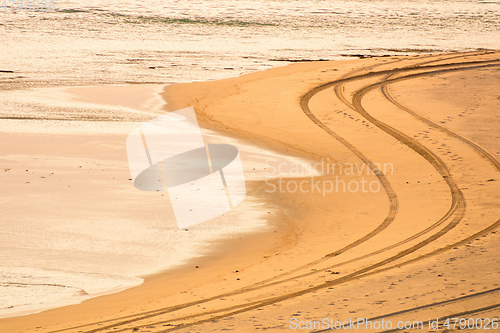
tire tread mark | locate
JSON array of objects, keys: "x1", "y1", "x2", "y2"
[{"x1": 45, "y1": 54, "x2": 500, "y2": 333}]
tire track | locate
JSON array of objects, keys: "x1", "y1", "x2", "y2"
[
  {"x1": 143, "y1": 57, "x2": 499, "y2": 332},
  {"x1": 94, "y1": 57, "x2": 420, "y2": 333},
  {"x1": 48, "y1": 56, "x2": 408, "y2": 333},
  {"x1": 48, "y1": 54, "x2": 500, "y2": 333},
  {"x1": 381, "y1": 82, "x2": 500, "y2": 170},
  {"x1": 324, "y1": 53, "x2": 483, "y2": 259},
  {"x1": 322, "y1": 58, "x2": 500, "y2": 268},
  {"x1": 137, "y1": 59, "x2": 497, "y2": 332},
  {"x1": 379, "y1": 303, "x2": 500, "y2": 333},
  {"x1": 313, "y1": 286, "x2": 500, "y2": 332}
]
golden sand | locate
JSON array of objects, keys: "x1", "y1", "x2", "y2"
[{"x1": 1, "y1": 51, "x2": 499, "y2": 332}]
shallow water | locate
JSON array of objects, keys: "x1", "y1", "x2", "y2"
[
  {"x1": 1, "y1": 0, "x2": 498, "y2": 89},
  {"x1": 0, "y1": 85, "x2": 320, "y2": 318}
]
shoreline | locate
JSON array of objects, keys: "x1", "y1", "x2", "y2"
[
  {"x1": 0, "y1": 83, "x2": 305, "y2": 321},
  {"x1": 1, "y1": 51, "x2": 499, "y2": 332}
]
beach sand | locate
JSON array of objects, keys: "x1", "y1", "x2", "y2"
[{"x1": 1, "y1": 51, "x2": 499, "y2": 332}]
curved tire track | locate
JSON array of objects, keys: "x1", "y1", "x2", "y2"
[{"x1": 47, "y1": 54, "x2": 500, "y2": 333}]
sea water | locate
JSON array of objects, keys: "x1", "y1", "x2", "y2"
[{"x1": 0, "y1": 0, "x2": 498, "y2": 88}]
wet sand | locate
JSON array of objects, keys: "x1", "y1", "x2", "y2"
[{"x1": 1, "y1": 51, "x2": 499, "y2": 332}]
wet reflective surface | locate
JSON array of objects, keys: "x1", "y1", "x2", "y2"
[{"x1": 1, "y1": 0, "x2": 499, "y2": 89}]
